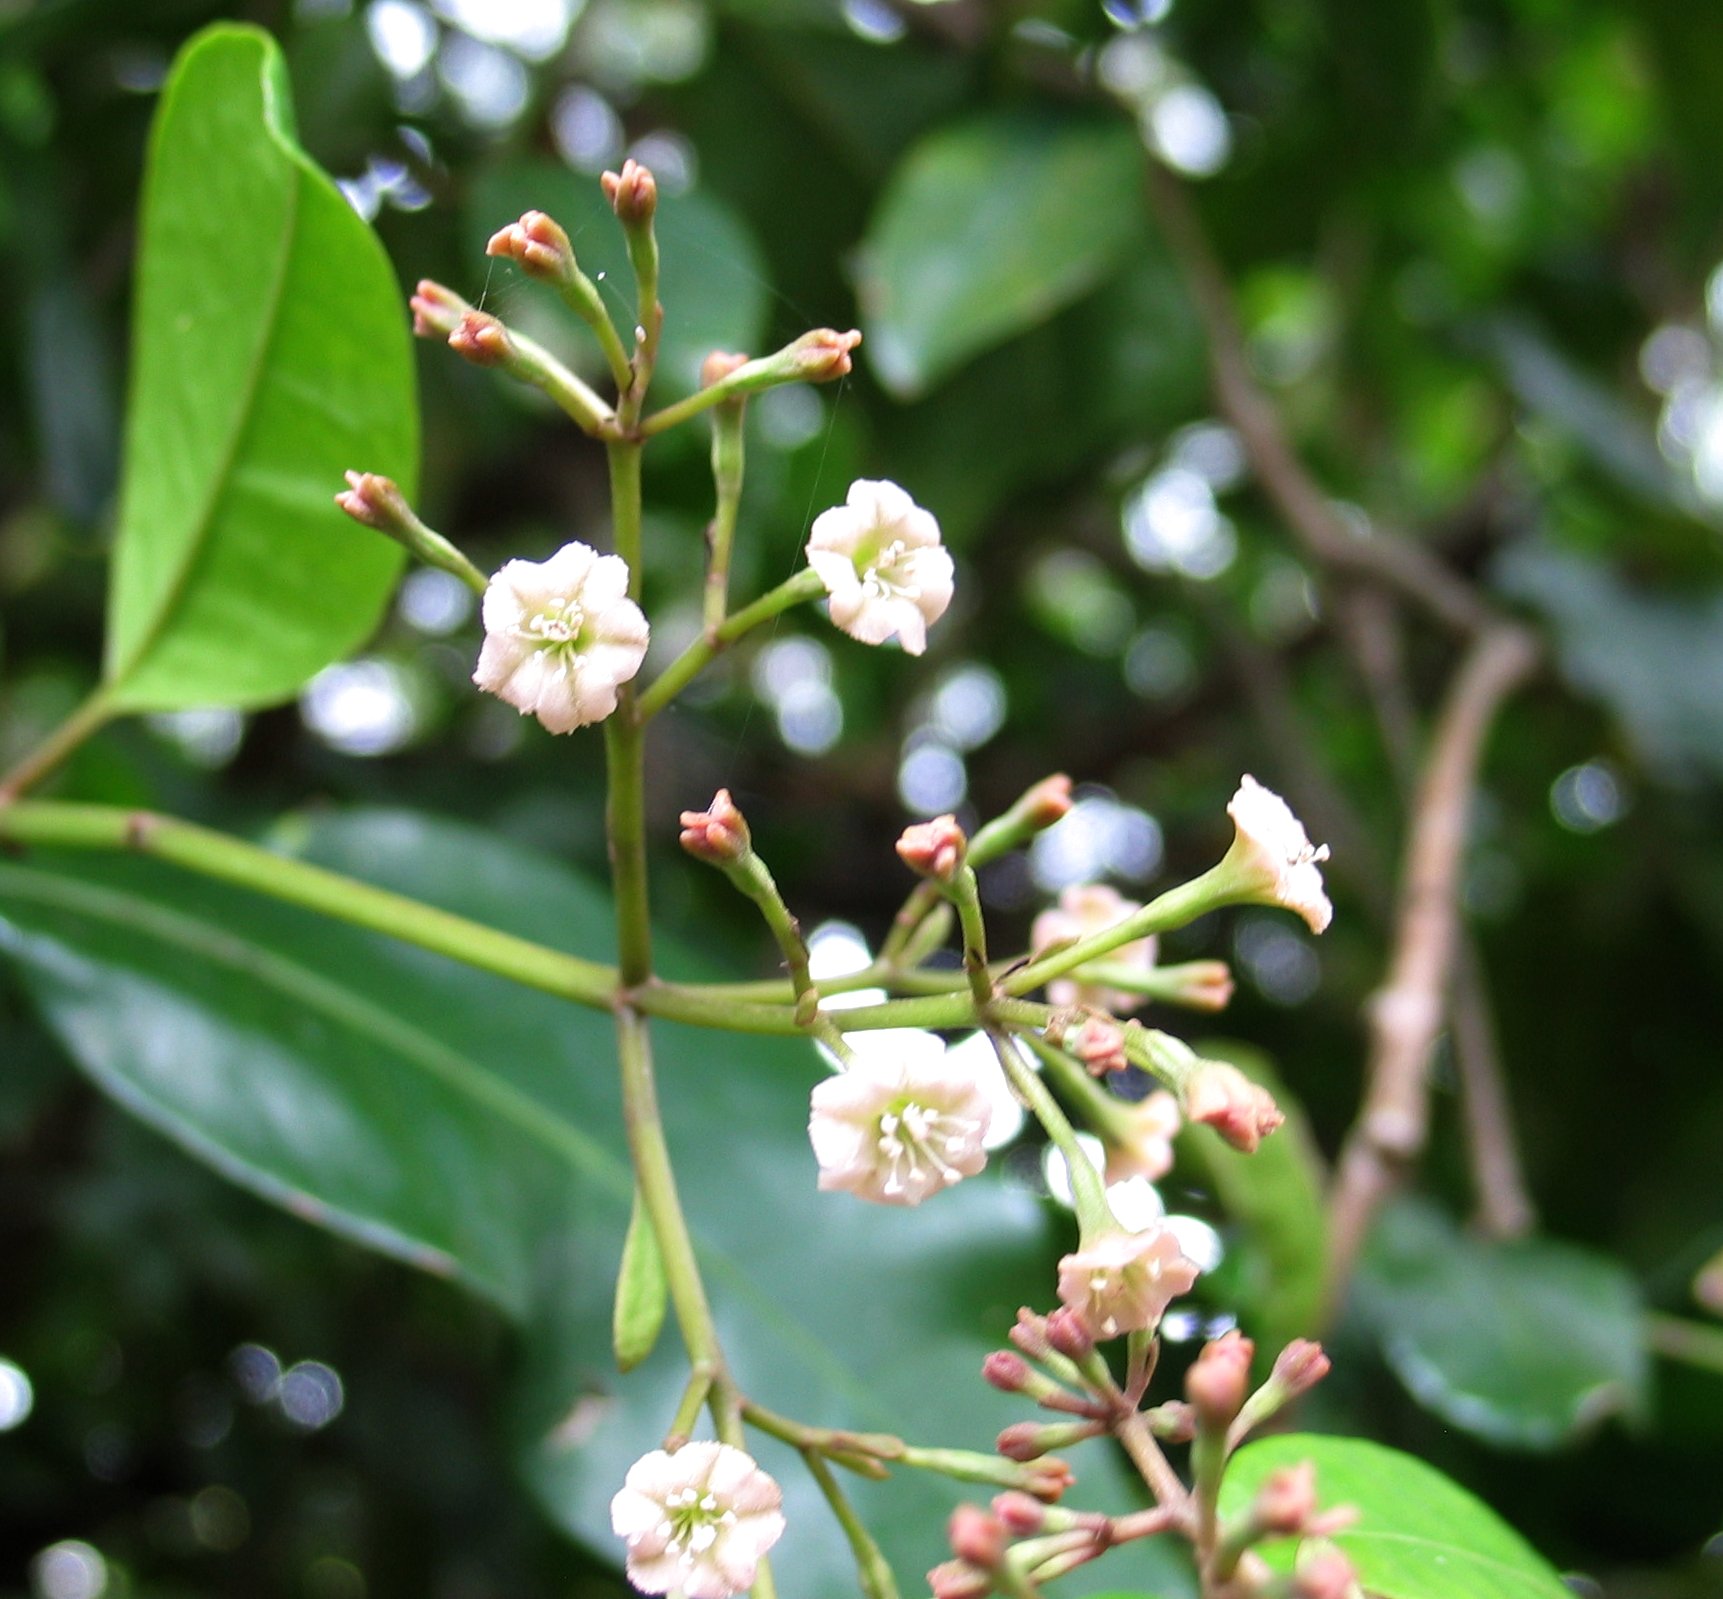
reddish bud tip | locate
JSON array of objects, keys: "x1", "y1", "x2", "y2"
[
  {"x1": 994, "y1": 1423, "x2": 1049, "y2": 1463},
  {"x1": 701, "y1": 350, "x2": 752, "y2": 388},
  {"x1": 601, "y1": 158, "x2": 658, "y2": 224},
  {"x1": 335, "y1": 470, "x2": 407, "y2": 533},
  {"x1": 982, "y1": 1351, "x2": 1031, "y2": 1394},
  {"x1": 1170, "y1": 960, "x2": 1237, "y2": 1012},
  {"x1": 897, "y1": 815, "x2": 967, "y2": 883},
  {"x1": 1044, "y1": 1306, "x2": 1095, "y2": 1363},
  {"x1": 678, "y1": 788, "x2": 751, "y2": 866},
  {"x1": 1185, "y1": 1329, "x2": 1255, "y2": 1427},
  {"x1": 449, "y1": 309, "x2": 511, "y2": 367},
  {"x1": 486, "y1": 210, "x2": 574, "y2": 280},
  {"x1": 1070, "y1": 1014, "x2": 1128, "y2": 1078},
  {"x1": 948, "y1": 1506, "x2": 1007, "y2": 1569},
  {"x1": 1022, "y1": 1456, "x2": 1076, "y2": 1503},
  {"x1": 1270, "y1": 1339, "x2": 1332, "y2": 1399},
  {"x1": 928, "y1": 1559, "x2": 993, "y2": 1599},
  {"x1": 787, "y1": 326, "x2": 862, "y2": 383},
  {"x1": 1255, "y1": 1461, "x2": 1319, "y2": 1536},
  {"x1": 1293, "y1": 1545, "x2": 1361, "y2": 1599},
  {"x1": 1020, "y1": 774, "x2": 1073, "y2": 830},
  {"x1": 410, "y1": 278, "x2": 467, "y2": 339},
  {"x1": 1009, "y1": 1310, "x2": 1053, "y2": 1361},
  {"x1": 1144, "y1": 1400, "x2": 1197, "y2": 1443},
  {"x1": 1184, "y1": 1060, "x2": 1284, "y2": 1153},
  {"x1": 991, "y1": 1491, "x2": 1046, "y2": 1537}
]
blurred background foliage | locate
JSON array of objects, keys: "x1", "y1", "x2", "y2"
[{"x1": 3, "y1": 0, "x2": 1723, "y2": 1596}]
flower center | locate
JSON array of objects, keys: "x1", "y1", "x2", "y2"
[
  {"x1": 656, "y1": 1487, "x2": 737, "y2": 1567},
  {"x1": 524, "y1": 595, "x2": 586, "y2": 648},
  {"x1": 1288, "y1": 840, "x2": 1330, "y2": 867},
  {"x1": 874, "y1": 1097, "x2": 973, "y2": 1197},
  {"x1": 857, "y1": 538, "x2": 917, "y2": 602}
]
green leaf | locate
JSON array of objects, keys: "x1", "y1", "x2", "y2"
[
  {"x1": 0, "y1": 810, "x2": 1143, "y2": 1592},
  {"x1": 103, "y1": 25, "x2": 416, "y2": 713},
  {"x1": 468, "y1": 157, "x2": 770, "y2": 399},
  {"x1": 858, "y1": 111, "x2": 1146, "y2": 398},
  {"x1": 1359, "y1": 1199, "x2": 1649, "y2": 1449},
  {"x1": 1178, "y1": 1042, "x2": 1327, "y2": 1354},
  {"x1": 1220, "y1": 1434, "x2": 1573, "y2": 1599},
  {"x1": 613, "y1": 1186, "x2": 668, "y2": 1374}
]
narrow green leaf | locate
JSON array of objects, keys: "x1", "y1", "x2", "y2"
[
  {"x1": 613, "y1": 1186, "x2": 669, "y2": 1374},
  {"x1": 104, "y1": 24, "x2": 417, "y2": 713},
  {"x1": 857, "y1": 111, "x2": 1146, "y2": 398},
  {"x1": 1359, "y1": 1199, "x2": 1649, "y2": 1449},
  {"x1": 1220, "y1": 1434, "x2": 1574, "y2": 1599}
]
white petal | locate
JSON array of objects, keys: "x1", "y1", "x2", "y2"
[{"x1": 807, "y1": 504, "x2": 868, "y2": 557}]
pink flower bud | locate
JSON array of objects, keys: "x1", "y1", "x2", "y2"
[
  {"x1": 1293, "y1": 1544, "x2": 1361, "y2": 1599},
  {"x1": 449, "y1": 309, "x2": 511, "y2": 367},
  {"x1": 1019, "y1": 774, "x2": 1073, "y2": 830},
  {"x1": 996, "y1": 1420, "x2": 1104, "y2": 1461},
  {"x1": 1255, "y1": 1461, "x2": 1319, "y2": 1535},
  {"x1": 1163, "y1": 960, "x2": 1236, "y2": 1012},
  {"x1": 1044, "y1": 1306, "x2": 1095, "y2": 1362},
  {"x1": 1185, "y1": 1329, "x2": 1255, "y2": 1427},
  {"x1": 486, "y1": 210, "x2": 575, "y2": 280},
  {"x1": 982, "y1": 1351, "x2": 1032, "y2": 1393},
  {"x1": 1021, "y1": 1456, "x2": 1076, "y2": 1503},
  {"x1": 335, "y1": 470, "x2": 411, "y2": 534},
  {"x1": 1009, "y1": 1309, "x2": 1053, "y2": 1362},
  {"x1": 410, "y1": 278, "x2": 467, "y2": 339},
  {"x1": 786, "y1": 326, "x2": 862, "y2": 382},
  {"x1": 1144, "y1": 1400, "x2": 1196, "y2": 1443},
  {"x1": 897, "y1": 815, "x2": 967, "y2": 882},
  {"x1": 928, "y1": 1559, "x2": 992, "y2": 1599},
  {"x1": 678, "y1": 788, "x2": 751, "y2": 866},
  {"x1": 701, "y1": 349, "x2": 752, "y2": 388},
  {"x1": 948, "y1": 1506, "x2": 1007, "y2": 1569},
  {"x1": 1070, "y1": 1015, "x2": 1128, "y2": 1078},
  {"x1": 601, "y1": 158, "x2": 658, "y2": 223},
  {"x1": 1271, "y1": 1339, "x2": 1332, "y2": 1399},
  {"x1": 992, "y1": 1492, "x2": 1046, "y2": 1536},
  {"x1": 1184, "y1": 1060, "x2": 1285, "y2": 1153},
  {"x1": 1103, "y1": 1090, "x2": 1181, "y2": 1185}
]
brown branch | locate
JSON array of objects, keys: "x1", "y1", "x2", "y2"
[
  {"x1": 1324, "y1": 624, "x2": 1539, "y2": 1307},
  {"x1": 1451, "y1": 936, "x2": 1538, "y2": 1239},
  {"x1": 1141, "y1": 160, "x2": 1491, "y2": 636}
]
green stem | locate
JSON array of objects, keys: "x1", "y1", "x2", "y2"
[
  {"x1": 704, "y1": 401, "x2": 747, "y2": 638},
  {"x1": 635, "y1": 568, "x2": 825, "y2": 722},
  {"x1": 1033, "y1": 1038, "x2": 1140, "y2": 1148},
  {"x1": 997, "y1": 1033, "x2": 1113, "y2": 1237},
  {"x1": 0, "y1": 688, "x2": 115, "y2": 801},
  {"x1": 497, "y1": 324, "x2": 618, "y2": 435},
  {"x1": 666, "y1": 1365, "x2": 716, "y2": 1446},
  {"x1": 947, "y1": 865, "x2": 995, "y2": 1012},
  {"x1": 1645, "y1": 1312, "x2": 1723, "y2": 1375},
  {"x1": 555, "y1": 270, "x2": 634, "y2": 395},
  {"x1": 801, "y1": 1450, "x2": 902, "y2": 1599},
  {"x1": 609, "y1": 440, "x2": 645, "y2": 589},
  {"x1": 724, "y1": 853, "x2": 819, "y2": 1027}
]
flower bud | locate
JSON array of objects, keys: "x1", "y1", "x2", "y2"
[
  {"x1": 1270, "y1": 1338, "x2": 1332, "y2": 1399},
  {"x1": 785, "y1": 326, "x2": 862, "y2": 382},
  {"x1": 1185, "y1": 1329, "x2": 1255, "y2": 1428},
  {"x1": 1144, "y1": 1400, "x2": 1196, "y2": 1443},
  {"x1": 1019, "y1": 774, "x2": 1073, "y2": 830},
  {"x1": 678, "y1": 788, "x2": 752, "y2": 866},
  {"x1": 410, "y1": 278, "x2": 468, "y2": 339},
  {"x1": 701, "y1": 349, "x2": 752, "y2": 388},
  {"x1": 449, "y1": 308, "x2": 511, "y2": 367},
  {"x1": 991, "y1": 1492, "x2": 1046, "y2": 1537},
  {"x1": 1184, "y1": 1060, "x2": 1284, "y2": 1153},
  {"x1": 1293, "y1": 1544, "x2": 1362, "y2": 1599},
  {"x1": 1070, "y1": 1014, "x2": 1128, "y2": 1078},
  {"x1": 949, "y1": 1506, "x2": 1007, "y2": 1570},
  {"x1": 486, "y1": 210, "x2": 575, "y2": 281},
  {"x1": 1020, "y1": 1456, "x2": 1076, "y2": 1502},
  {"x1": 928, "y1": 1559, "x2": 993, "y2": 1599},
  {"x1": 982, "y1": 1351, "x2": 1032, "y2": 1394},
  {"x1": 601, "y1": 158, "x2": 658, "y2": 223},
  {"x1": 1255, "y1": 1461, "x2": 1319, "y2": 1536},
  {"x1": 1044, "y1": 1306, "x2": 1095, "y2": 1362},
  {"x1": 335, "y1": 470, "x2": 413, "y2": 534},
  {"x1": 1160, "y1": 960, "x2": 1236, "y2": 1012},
  {"x1": 1009, "y1": 1309, "x2": 1054, "y2": 1362},
  {"x1": 897, "y1": 815, "x2": 967, "y2": 883},
  {"x1": 995, "y1": 1418, "x2": 1105, "y2": 1461}
]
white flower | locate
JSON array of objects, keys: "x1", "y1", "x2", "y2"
[
  {"x1": 1103, "y1": 1089, "x2": 1182, "y2": 1184},
  {"x1": 805, "y1": 479, "x2": 953, "y2": 655},
  {"x1": 809, "y1": 1034, "x2": 991, "y2": 1205},
  {"x1": 1222, "y1": 775, "x2": 1332, "y2": 933},
  {"x1": 610, "y1": 1442, "x2": 785, "y2": 1599},
  {"x1": 473, "y1": 541, "x2": 649, "y2": 733},
  {"x1": 1056, "y1": 1224, "x2": 1199, "y2": 1340},
  {"x1": 1030, "y1": 884, "x2": 1157, "y2": 1012}
]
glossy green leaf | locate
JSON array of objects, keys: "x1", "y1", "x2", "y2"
[
  {"x1": 1220, "y1": 1434, "x2": 1573, "y2": 1599},
  {"x1": 1359, "y1": 1199, "x2": 1649, "y2": 1449},
  {"x1": 1178, "y1": 1042, "x2": 1327, "y2": 1355},
  {"x1": 858, "y1": 111, "x2": 1146, "y2": 398},
  {"x1": 468, "y1": 157, "x2": 770, "y2": 399},
  {"x1": 104, "y1": 25, "x2": 416, "y2": 713},
  {"x1": 0, "y1": 811, "x2": 1143, "y2": 1592},
  {"x1": 613, "y1": 1186, "x2": 668, "y2": 1374}
]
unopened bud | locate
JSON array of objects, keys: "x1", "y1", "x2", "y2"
[
  {"x1": 785, "y1": 326, "x2": 862, "y2": 383},
  {"x1": 1144, "y1": 1400, "x2": 1196, "y2": 1443},
  {"x1": 1270, "y1": 1339, "x2": 1332, "y2": 1399},
  {"x1": 1009, "y1": 1309, "x2": 1054, "y2": 1362},
  {"x1": 1070, "y1": 1015, "x2": 1128, "y2": 1078},
  {"x1": 982, "y1": 1351, "x2": 1032, "y2": 1394},
  {"x1": 991, "y1": 1492, "x2": 1046, "y2": 1537},
  {"x1": 1019, "y1": 774, "x2": 1073, "y2": 829},
  {"x1": 928, "y1": 1559, "x2": 993, "y2": 1599},
  {"x1": 996, "y1": 1419, "x2": 1105, "y2": 1461},
  {"x1": 701, "y1": 349, "x2": 751, "y2": 388},
  {"x1": 949, "y1": 1506, "x2": 1007, "y2": 1569},
  {"x1": 1021, "y1": 1456, "x2": 1076, "y2": 1502},
  {"x1": 678, "y1": 788, "x2": 751, "y2": 866},
  {"x1": 601, "y1": 158, "x2": 658, "y2": 224},
  {"x1": 410, "y1": 278, "x2": 468, "y2": 339},
  {"x1": 1185, "y1": 1329, "x2": 1255, "y2": 1427},
  {"x1": 1044, "y1": 1306, "x2": 1095, "y2": 1362},
  {"x1": 486, "y1": 210, "x2": 575, "y2": 281},
  {"x1": 449, "y1": 309, "x2": 511, "y2": 367},
  {"x1": 1293, "y1": 1544, "x2": 1361, "y2": 1599},
  {"x1": 335, "y1": 470, "x2": 413, "y2": 534},
  {"x1": 1255, "y1": 1461, "x2": 1318, "y2": 1536},
  {"x1": 897, "y1": 815, "x2": 967, "y2": 882},
  {"x1": 1184, "y1": 1059, "x2": 1284, "y2": 1153},
  {"x1": 1160, "y1": 960, "x2": 1236, "y2": 1012}
]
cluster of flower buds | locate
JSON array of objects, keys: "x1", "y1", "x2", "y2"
[{"x1": 929, "y1": 1495, "x2": 1124, "y2": 1599}]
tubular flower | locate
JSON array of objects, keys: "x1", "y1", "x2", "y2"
[
  {"x1": 805, "y1": 479, "x2": 953, "y2": 655},
  {"x1": 1102, "y1": 1090, "x2": 1182, "y2": 1184},
  {"x1": 609, "y1": 1442, "x2": 785, "y2": 1599},
  {"x1": 473, "y1": 541, "x2": 649, "y2": 733},
  {"x1": 1221, "y1": 775, "x2": 1333, "y2": 933},
  {"x1": 1056, "y1": 1224, "x2": 1199, "y2": 1340},
  {"x1": 809, "y1": 1034, "x2": 991, "y2": 1205},
  {"x1": 1031, "y1": 884, "x2": 1157, "y2": 1011}
]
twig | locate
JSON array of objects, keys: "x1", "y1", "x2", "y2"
[
  {"x1": 1324, "y1": 624, "x2": 1538, "y2": 1306},
  {"x1": 1451, "y1": 937, "x2": 1537, "y2": 1239}
]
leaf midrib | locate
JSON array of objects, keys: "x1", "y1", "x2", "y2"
[{"x1": 1343, "y1": 1527, "x2": 1565, "y2": 1595}]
